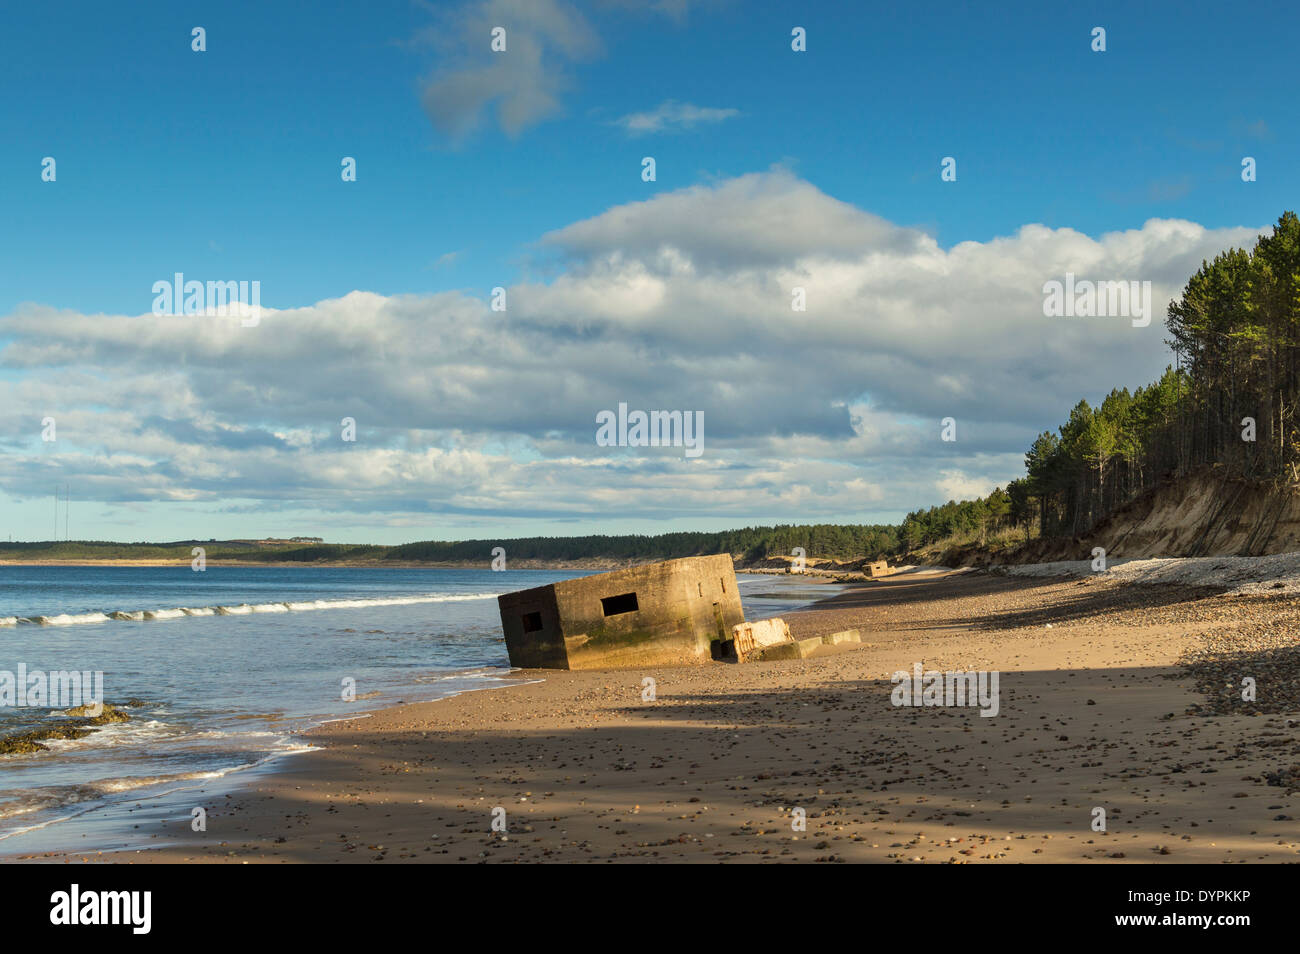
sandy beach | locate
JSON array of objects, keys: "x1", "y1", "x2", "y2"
[{"x1": 20, "y1": 570, "x2": 1300, "y2": 864}]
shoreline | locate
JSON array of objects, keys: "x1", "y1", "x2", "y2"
[
  {"x1": 0, "y1": 669, "x2": 542, "y2": 859},
  {"x1": 14, "y1": 569, "x2": 1300, "y2": 864},
  {"x1": 0, "y1": 559, "x2": 837, "y2": 571}
]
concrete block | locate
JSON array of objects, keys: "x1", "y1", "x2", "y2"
[
  {"x1": 750, "y1": 634, "x2": 822, "y2": 662},
  {"x1": 731, "y1": 617, "x2": 792, "y2": 660},
  {"x1": 821, "y1": 629, "x2": 862, "y2": 645}
]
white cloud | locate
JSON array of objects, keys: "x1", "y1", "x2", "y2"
[
  {"x1": 539, "y1": 168, "x2": 926, "y2": 269},
  {"x1": 420, "y1": 0, "x2": 602, "y2": 138},
  {"x1": 418, "y1": 1, "x2": 729, "y2": 139},
  {"x1": 613, "y1": 100, "x2": 740, "y2": 135},
  {"x1": 935, "y1": 469, "x2": 998, "y2": 503}
]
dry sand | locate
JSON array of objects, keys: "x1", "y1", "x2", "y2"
[
  {"x1": 1006, "y1": 550, "x2": 1300, "y2": 594},
  {"x1": 18, "y1": 570, "x2": 1300, "y2": 864}
]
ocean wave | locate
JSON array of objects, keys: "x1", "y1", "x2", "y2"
[
  {"x1": 0, "y1": 771, "x2": 214, "y2": 820},
  {"x1": 35, "y1": 718, "x2": 173, "y2": 751},
  {"x1": 20, "y1": 612, "x2": 111, "y2": 626},
  {"x1": 0, "y1": 739, "x2": 318, "y2": 842},
  {"x1": 0, "y1": 754, "x2": 306, "y2": 823},
  {"x1": 9, "y1": 592, "x2": 500, "y2": 627},
  {"x1": 143, "y1": 608, "x2": 186, "y2": 620}
]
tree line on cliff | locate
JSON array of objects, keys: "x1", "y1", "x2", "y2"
[{"x1": 898, "y1": 212, "x2": 1300, "y2": 550}]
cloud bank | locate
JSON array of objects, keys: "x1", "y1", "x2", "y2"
[{"x1": 0, "y1": 170, "x2": 1262, "y2": 529}]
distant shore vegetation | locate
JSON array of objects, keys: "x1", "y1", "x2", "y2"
[{"x1": 0, "y1": 524, "x2": 901, "y2": 566}]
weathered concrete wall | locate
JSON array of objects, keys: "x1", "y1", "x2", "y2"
[
  {"x1": 497, "y1": 555, "x2": 745, "y2": 670},
  {"x1": 498, "y1": 584, "x2": 566, "y2": 669},
  {"x1": 867, "y1": 560, "x2": 892, "y2": 578}
]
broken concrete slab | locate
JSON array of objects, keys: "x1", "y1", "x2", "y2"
[
  {"x1": 731, "y1": 619, "x2": 867, "y2": 662},
  {"x1": 821, "y1": 628, "x2": 862, "y2": 646},
  {"x1": 731, "y1": 617, "x2": 792, "y2": 660},
  {"x1": 747, "y1": 634, "x2": 824, "y2": 662}
]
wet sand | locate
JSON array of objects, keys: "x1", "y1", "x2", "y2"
[{"x1": 19, "y1": 570, "x2": 1300, "y2": 863}]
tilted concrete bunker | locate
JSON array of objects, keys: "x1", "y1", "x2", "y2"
[{"x1": 497, "y1": 554, "x2": 745, "y2": 670}]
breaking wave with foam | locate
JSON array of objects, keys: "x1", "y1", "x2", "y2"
[{"x1": 0, "y1": 592, "x2": 500, "y2": 627}]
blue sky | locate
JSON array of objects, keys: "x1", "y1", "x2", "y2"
[{"x1": 0, "y1": 0, "x2": 1295, "y2": 544}]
